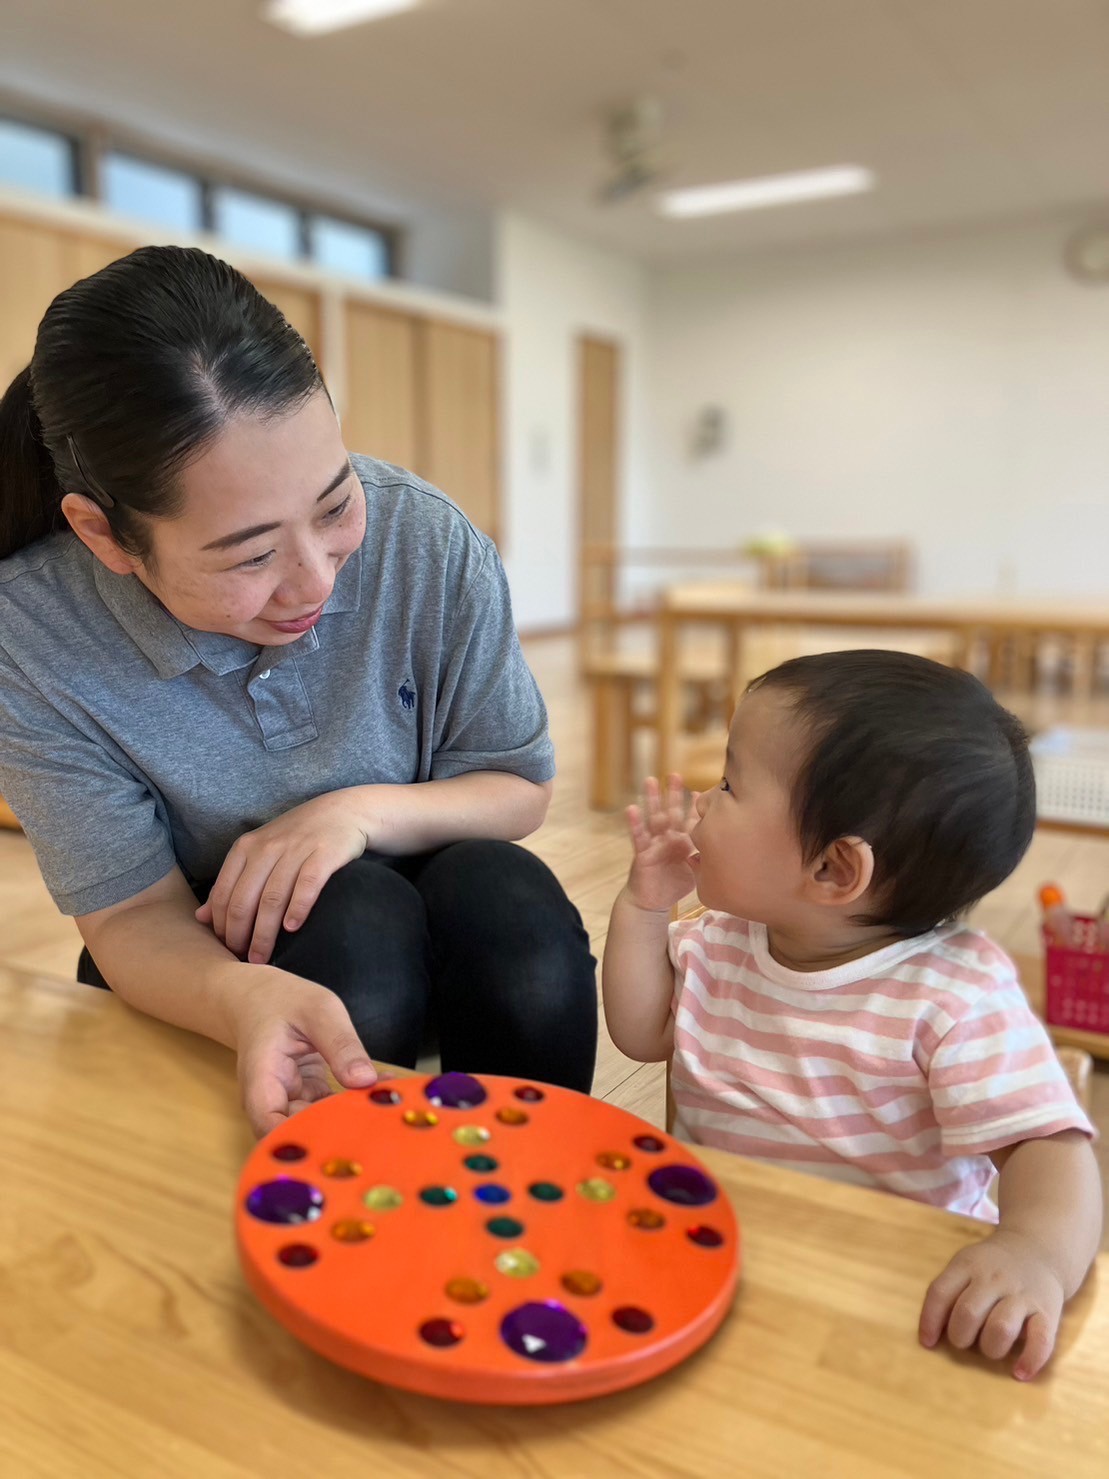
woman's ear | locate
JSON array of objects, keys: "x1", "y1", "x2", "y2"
[
  {"x1": 60, "y1": 493, "x2": 140, "y2": 575},
  {"x1": 806, "y1": 836, "x2": 875, "y2": 907}
]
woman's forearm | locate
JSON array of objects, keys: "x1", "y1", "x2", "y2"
[
  {"x1": 78, "y1": 870, "x2": 259, "y2": 1049},
  {"x1": 347, "y1": 773, "x2": 552, "y2": 855}
]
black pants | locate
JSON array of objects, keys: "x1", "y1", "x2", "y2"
[{"x1": 78, "y1": 840, "x2": 598, "y2": 1092}]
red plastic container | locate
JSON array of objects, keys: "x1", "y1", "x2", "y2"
[{"x1": 1043, "y1": 914, "x2": 1109, "y2": 1034}]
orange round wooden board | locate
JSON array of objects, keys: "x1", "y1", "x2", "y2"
[{"x1": 235, "y1": 1072, "x2": 740, "y2": 1404}]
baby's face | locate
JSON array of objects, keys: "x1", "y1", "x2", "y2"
[{"x1": 689, "y1": 689, "x2": 809, "y2": 925}]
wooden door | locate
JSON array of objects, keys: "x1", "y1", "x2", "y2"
[
  {"x1": 342, "y1": 301, "x2": 419, "y2": 469},
  {"x1": 415, "y1": 319, "x2": 499, "y2": 542},
  {"x1": 577, "y1": 335, "x2": 621, "y2": 661}
]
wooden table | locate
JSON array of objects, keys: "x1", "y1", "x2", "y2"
[
  {"x1": 657, "y1": 584, "x2": 1109, "y2": 777},
  {"x1": 2, "y1": 966, "x2": 1107, "y2": 1478}
]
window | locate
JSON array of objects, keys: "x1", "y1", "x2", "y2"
[
  {"x1": 310, "y1": 214, "x2": 389, "y2": 280},
  {"x1": 102, "y1": 152, "x2": 204, "y2": 232},
  {"x1": 213, "y1": 186, "x2": 301, "y2": 260},
  {"x1": 0, "y1": 110, "x2": 399, "y2": 280},
  {"x1": 0, "y1": 117, "x2": 76, "y2": 199}
]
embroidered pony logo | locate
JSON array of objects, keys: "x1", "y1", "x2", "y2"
[{"x1": 398, "y1": 680, "x2": 416, "y2": 711}]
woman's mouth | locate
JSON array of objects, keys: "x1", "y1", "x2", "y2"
[{"x1": 263, "y1": 604, "x2": 325, "y2": 634}]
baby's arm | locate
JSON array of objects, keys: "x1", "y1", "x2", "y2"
[
  {"x1": 919, "y1": 1130, "x2": 1102, "y2": 1379},
  {"x1": 602, "y1": 775, "x2": 698, "y2": 1063}
]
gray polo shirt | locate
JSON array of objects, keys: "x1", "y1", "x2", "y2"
[{"x1": 0, "y1": 454, "x2": 553, "y2": 916}]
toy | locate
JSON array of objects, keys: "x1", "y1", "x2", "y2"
[{"x1": 236, "y1": 1072, "x2": 740, "y2": 1404}]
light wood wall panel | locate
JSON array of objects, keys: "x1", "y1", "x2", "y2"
[
  {"x1": 415, "y1": 319, "x2": 499, "y2": 541},
  {"x1": 342, "y1": 301, "x2": 419, "y2": 469}
]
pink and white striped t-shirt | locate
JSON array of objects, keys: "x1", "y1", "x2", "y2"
[{"x1": 668, "y1": 912, "x2": 1093, "y2": 1220}]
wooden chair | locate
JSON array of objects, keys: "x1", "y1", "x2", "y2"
[{"x1": 753, "y1": 540, "x2": 914, "y2": 594}]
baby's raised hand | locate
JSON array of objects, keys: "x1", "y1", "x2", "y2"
[
  {"x1": 625, "y1": 773, "x2": 699, "y2": 913},
  {"x1": 919, "y1": 1229, "x2": 1066, "y2": 1380}
]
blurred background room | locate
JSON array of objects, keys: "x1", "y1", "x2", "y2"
[{"x1": 1, "y1": 0, "x2": 1107, "y2": 1147}]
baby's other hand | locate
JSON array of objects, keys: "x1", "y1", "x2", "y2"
[
  {"x1": 919, "y1": 1229, "x2": 1065, "y2": 1380},
  {"x1": 625, "y1": 773, "x2": 699, "y2": 913}
]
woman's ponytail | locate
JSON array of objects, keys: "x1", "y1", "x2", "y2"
[{"x1": 0, "y1": 366, "x2": 66, "y2": 561}]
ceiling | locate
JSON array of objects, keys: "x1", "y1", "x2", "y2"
[{"x1": 2, "y1": 0, "x2": 1109, "y2": 263}]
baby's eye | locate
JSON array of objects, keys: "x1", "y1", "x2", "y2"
[{"x1": 719, "y1": 776, "x2": 732, "y2": 793}]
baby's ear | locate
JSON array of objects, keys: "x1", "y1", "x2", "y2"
[{"x1": 809, "y1": 836, "x2": 874, "y2": 906}]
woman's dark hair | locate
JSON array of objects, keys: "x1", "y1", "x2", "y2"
[
  {"x1": 749, "y1": 649, "x2": 1036, "y2": 937},
  {"x1": 0, "y1": 244, "x2": 323, "y2": 562}
]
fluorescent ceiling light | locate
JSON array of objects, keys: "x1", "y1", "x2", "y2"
[
  {"x1": 658, "y1": 165, "x2": 875, "y2": 219},
  {"x1": 264, "y1": 0, "x2": 420, "y2": 36}
]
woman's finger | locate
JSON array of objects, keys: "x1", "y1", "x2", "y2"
[
  {"x1": 283, "y1": 850, "x2": 338, "y2": 934},
  {"x1": 203, "y1": 846, "x2": 250, "y2": 947},
  {"x1": 248, "y1": 854, "x2": 313, "y2": 964},
  {"x1": 223, "y1": 853, "x2": 285, "y2": 960}
]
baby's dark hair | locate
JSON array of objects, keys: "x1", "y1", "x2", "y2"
[{"x1": 748, "y1": 650, "x2": 1036, "y2": 937}]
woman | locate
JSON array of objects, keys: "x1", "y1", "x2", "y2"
[{"x1": 0, "y1": 245, "x2": 596, "y2": 1136}]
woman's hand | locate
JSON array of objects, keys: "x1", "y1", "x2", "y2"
[
  {"x1": 197, "y1": 794, "x2": 369, "y2": 964},
  {"x1": 229, "y1": 967, "x2": 377, "y2": 1138},
  {"x1": 919, "y1": 1229, "x2": 1066, "y2": 1380},
  {"x1": 625, "y1": 773, "x2": 699, "y2": 913}
]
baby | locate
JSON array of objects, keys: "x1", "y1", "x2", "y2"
[{"x1": 602, "y1": 650, "x2": 1101, "y2": 1380}]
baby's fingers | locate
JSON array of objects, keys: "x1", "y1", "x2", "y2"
[
  {"x1": 1014, "y1": 1310, "x2": 1060, "y2": 1382},
  {"x1": 919, "y1": 1260, "x2": 972, "y2": 1348},
  {"x1": 625, "y1": 803, "x2": 650, "y2": 850}
]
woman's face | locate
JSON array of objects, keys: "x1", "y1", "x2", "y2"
[{"x1": 133, "y1": 390, "x2": 366, "y2": 645}]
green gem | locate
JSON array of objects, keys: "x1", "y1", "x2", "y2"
[
  {"x1": 486, "y1": 1216, "x2": 524, "y2": 1239},
  {"x1": 528, "y1": 1181, "x2": 564, "y2": 1202},
  {"x1": 420, "y1": 1186, "x2": 458, "y2": 1207},
  {"x1": 363, "y1": 1185, "x2": 403, "y2": 1211},
  {"x1": 463, "y1": 1154, "x2": 499, "y2": 1173}
]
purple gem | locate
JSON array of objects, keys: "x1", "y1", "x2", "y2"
[
  {"x1": 501, "y1": 1302, "x2": 588, "y2": 1364},
  {"x1": 425, "y1": 1072, "x2": 487, "y2": 1109},
  {"x1": 647, "y1": 1164, "x2": 718, "y2": 1207},
  {"x1": 245, "y1": 1178, "x2": 324, "y2": 1225}
]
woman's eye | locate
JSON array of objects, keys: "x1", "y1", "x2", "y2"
[
  {"x1": 323, "y1": 494, "x2": 351, "y2": 522},
  {"x1": 238, "y1": 550, "x2": 275, "y2": 571}
]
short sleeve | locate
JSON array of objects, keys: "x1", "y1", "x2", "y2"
[
  {"x1": 0, "y1": 646, "x2": 176, "y2": 915},
  {"x1": 429, "y1": 544, "x2": 554, "y2": 783},
  {"x1": 927, "y1": 985, "x2": 1094, "y2": 1156}
]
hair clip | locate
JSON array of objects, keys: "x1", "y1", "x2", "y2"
[{"x1": 66, "y1": 434, "x2": 115, "y2": 509}]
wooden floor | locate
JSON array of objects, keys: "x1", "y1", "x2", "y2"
[{"x1": 1, "y1": 632, "x2": 1106, "y2": 1227}]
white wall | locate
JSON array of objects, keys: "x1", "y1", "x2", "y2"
[
  {"x1": 495, "y1": 212, "x2": 651, "y2": 630},
  {"x1": 641, "y1": 213, "x2": 1109, "y2": 598}
]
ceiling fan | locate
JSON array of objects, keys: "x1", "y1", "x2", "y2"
[{"x1": 597, "y1": 96, "x2": 667, "y2": 205}]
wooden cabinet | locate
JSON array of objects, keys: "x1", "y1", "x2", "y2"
[
  {"x1": 414, "y1": 319, "x2": 499, "y2": 542},
  {"x1": 342, "y1": 301, "x2": 419, "y2": 470},
  {"x1": 0, "y1": 206, "x2": 501, "y2": 543},
  {"x1": 342, "y1": 307, "x2": 500, "y2": 541}
]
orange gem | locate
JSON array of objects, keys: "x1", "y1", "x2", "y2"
[
  {"x1": 331, "y1": 1220, "x2": 376, "y2": 1243},
  {"x1": 561, "y1": 1270, "x2": 602, "y2": 1296},
  {"x1": 446, "y1": 1277, "x2": 490, "y2": 1304},
  {"x1": 596, "y1": 1151, "x2": 631, "y2": 1171},
  {"x1": 496, "y1": 1107, "x2": 529, "y2": 1126},
  {"x1": 322, "y1": 1158, "x2": 362, "y2": 1178},
  {"x1": 403, "y1": 1110, "x2": 439, "y2": 1128},
  {"x1": 627, "y1": 1208, "x2": 665, "y2": 1230}
]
